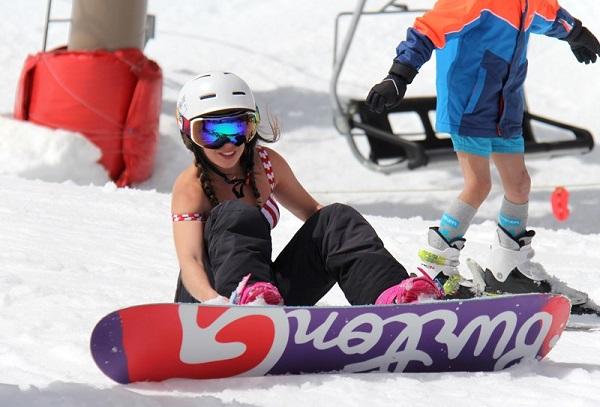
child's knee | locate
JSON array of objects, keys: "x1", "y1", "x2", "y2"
[
  {"x1": 519, "y1": 172, "x2": 531, "y2": 193},
  {"x1": 464, "y1": 177, "x2": 492, "y2": 202},
  {"x1": 507, "y1": 171, "x2": 531, "y2": 199}
]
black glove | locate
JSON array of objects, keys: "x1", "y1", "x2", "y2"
[
  {"x1": 366, "y1": 62, "x2": 418, "y2": 114},
  {"x1": 565, "y1": 19, "x2": 600, "y2": 64}
]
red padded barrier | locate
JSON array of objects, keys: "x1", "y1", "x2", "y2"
[{"x1": 14, "y1": 48, "x2": 162, "y2": 186}]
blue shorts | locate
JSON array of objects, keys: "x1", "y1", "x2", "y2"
[{"x1": 450, "y1": 134, "x2": 524, "y2": 157}]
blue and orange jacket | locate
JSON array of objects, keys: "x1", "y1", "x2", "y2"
[{"x1": 395, "y1": 0, "x2": 577, "y2": 138}]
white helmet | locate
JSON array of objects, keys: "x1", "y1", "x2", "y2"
[{"x1": 176, "y1": 71, "x2": 256, "y2": 132}]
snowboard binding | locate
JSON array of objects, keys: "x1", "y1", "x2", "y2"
[{"x1": 466, "y1": 258, "x2": 600, "y2": 318}]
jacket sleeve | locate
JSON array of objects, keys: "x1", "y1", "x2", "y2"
[
  {"x1": 394, "y1": 0, "x2": 482, "y2": 70},
  {"x1": 530, "y1": 1, "x2": 577, "y2": 39},
  {"x1": 394, "y1": 28, "x2": 436, "y2": 71}
]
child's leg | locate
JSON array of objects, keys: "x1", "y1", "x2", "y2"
[
  {"x1": 477, "y1": 148, "x2": 589, "y2": 305},
  {"x1": 272, "y1": 203, "x2": 409, "y2": 306},
  {"x1": 456, "y1": 151, "x2": 492, "y2": 209},
  {"x1": 483, "y1": 151, "x2": 548, "y2": 293},
  {"x1": 436, "y1": 135, "x2": 492, "y2": 243},
  {"x1": 491, "y1": 152, "x2": 530, "y2": 237},
  {"x1": 417, "y1": 138, "x2": 492, "y2": 298},
  {"x1": 420, "y1": 150, "x2": 489, "y2": 278},
  {"x1": 438, "y1": 151, "x2": 490, "y2": 241}
]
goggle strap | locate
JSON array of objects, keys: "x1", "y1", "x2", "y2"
[{"x1": 180, "y1": 115, "x2": 192, "y2": 136}]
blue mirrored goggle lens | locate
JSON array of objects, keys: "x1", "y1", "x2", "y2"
[{"x1": 191, "y1": 114, "x2": 257, "y2": 149}]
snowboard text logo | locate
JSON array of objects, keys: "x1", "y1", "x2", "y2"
[{"x1": 178, "y1": 305, "x2": 556, "y2": 375}]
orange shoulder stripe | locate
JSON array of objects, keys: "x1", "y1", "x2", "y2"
[
  {"x1": 526, "y1": 0, "x2": 561, "y2": 29},
  {"x1": 414, "y1": 0, "x2": 525, "y2": 48}
]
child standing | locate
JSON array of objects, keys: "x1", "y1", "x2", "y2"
[{"x1": 367, "y1": 0, "x2": 599, "y2": 303}]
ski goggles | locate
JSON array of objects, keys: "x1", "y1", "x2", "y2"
[{"x1": 186, "y1": 111, "x2": 259, "y2": 149}]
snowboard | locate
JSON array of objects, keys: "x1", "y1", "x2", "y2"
[{"x1": 90, "y1": 293, "x2": 570, "y2": 384}]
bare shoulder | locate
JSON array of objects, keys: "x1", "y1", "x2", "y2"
[
  {"x1": 256, "y1": 145, "x2": 291, "y2": 173},
  {"x1": 257, "y1": 145, "x2": 320, "y2": 220},
  {"x1": 171, "y1": 165, "x2": 209, "y2": 213}
]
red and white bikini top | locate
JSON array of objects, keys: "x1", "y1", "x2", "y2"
[{"x1": 172, "y1": 146, "x2": 280, "y2": 229}]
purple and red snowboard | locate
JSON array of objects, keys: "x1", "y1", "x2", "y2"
[{"x1": 90, "y1": 293, "x2": 570, "y2": 383}]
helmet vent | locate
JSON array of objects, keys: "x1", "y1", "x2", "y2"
[
  {"x1": 200, "y1": 94, "x2": 217, "y2": 100},
  {"x1": 232, "y1": 91, "x2": 246, "y2": 95}
]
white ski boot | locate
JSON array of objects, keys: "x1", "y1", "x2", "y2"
[
  {"x1": 418, "y1": 227, "x2": 484, "y2": 299},
  {"x1": 483, "y1": 225, "x2": 589, "y2": 306}
]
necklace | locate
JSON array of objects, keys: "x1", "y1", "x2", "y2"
[{"x1": 223, "y1": 174, "x2": 248, "y2": 198}]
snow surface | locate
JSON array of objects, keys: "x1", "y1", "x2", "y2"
[{"x1": 1, "y1": 0, "x2": 600, "y2": 406}]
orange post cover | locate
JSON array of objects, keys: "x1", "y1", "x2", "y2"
[{"x1": 14, "y1": 48, "x2": 162, "y2": 186}]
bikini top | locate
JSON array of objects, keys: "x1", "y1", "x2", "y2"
[{"x1": 171, "y1": 146, "x2": 280, "y2": 229}]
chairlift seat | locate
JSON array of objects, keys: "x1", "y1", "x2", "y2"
[{"x1": 347, "y1": 97, "x2": 594, "y2": 171}]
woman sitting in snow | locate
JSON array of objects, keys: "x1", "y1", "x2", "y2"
[{"x1": 171, "y1": 71, "x2": 445, "y2": 306}]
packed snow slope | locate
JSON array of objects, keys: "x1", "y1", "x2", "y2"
[{"x1": 1, "y1": 1, "x2": 600, "y2": 406}]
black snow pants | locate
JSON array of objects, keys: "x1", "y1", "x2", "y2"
[{"x1": 174, "y1": 200, "x2": 408, "y2": 305}]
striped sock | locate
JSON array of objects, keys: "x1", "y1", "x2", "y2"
[
  {"x1": 438, "y1": 199, "x2": 477, "y2": 242},
  {"x1": 498, "y1": 197, "x2": 528, "y2": 237}
]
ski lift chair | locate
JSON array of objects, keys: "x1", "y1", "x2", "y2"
[{"x1": 330, "y1": 1, "x2": 595, "y2": 173}]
